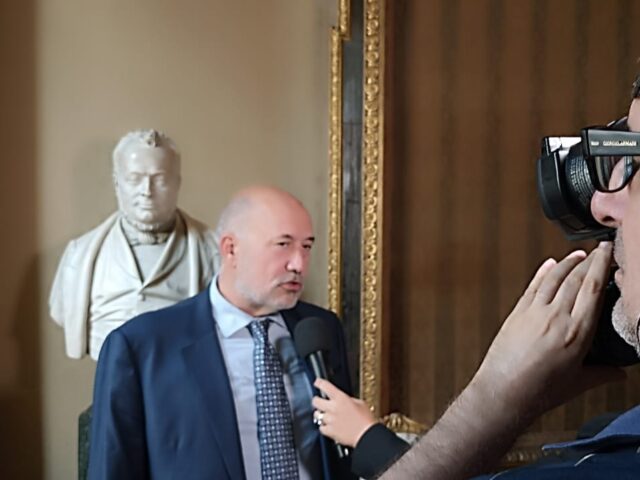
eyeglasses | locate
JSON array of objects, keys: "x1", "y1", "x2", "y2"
[{"x1": 581, "y1": 116, "x2": 640, "y2": 193}]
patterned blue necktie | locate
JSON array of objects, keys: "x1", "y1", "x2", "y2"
[{"x1": 249, "y1": 318, "x2": 299, "y2": 480}]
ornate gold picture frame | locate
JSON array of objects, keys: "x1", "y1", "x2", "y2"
[{"x1": 329, "y1": 0, "x2": 406, "y2": 428}]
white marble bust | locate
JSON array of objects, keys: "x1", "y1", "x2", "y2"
[{"x1": 50, "y1": 130, "x2": 216, "y2": 360}]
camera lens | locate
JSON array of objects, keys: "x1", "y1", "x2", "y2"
[
  {"x1": 564, "y1": 145, "x2": 596, "y2": 215},
  {"x1": 537, "y1": 136, "x2": 615, "y2": 241}
]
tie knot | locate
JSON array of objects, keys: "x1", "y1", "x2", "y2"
[{"x1": 248, "y1": 318, "x2": 271, "y2": 342}]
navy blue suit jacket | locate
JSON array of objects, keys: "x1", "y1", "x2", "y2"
[{"x1": 88, "y1": 289, "x2": 355, "y2": 480}]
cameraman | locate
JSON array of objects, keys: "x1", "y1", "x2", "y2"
[{"x1": 313, "y1": 75, "x2": 640, "y2": 479}]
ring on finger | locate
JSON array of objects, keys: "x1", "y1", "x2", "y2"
[{"x1": 313, "y1": 410, "x2": 325, "y2": 427}]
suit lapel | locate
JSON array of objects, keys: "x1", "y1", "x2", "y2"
[
  {"x1": 281, "y1": 307, "x2": 317, "y2": 387},
  {"x1": 181, "y1": 291, "x2": 246, "y2": 480},
  {"x1": 281, "y1": 305, "x2": 300, "y2": 336},
  {"x1": 282, "y1": 306, "x2": 336, "y2": 480}
]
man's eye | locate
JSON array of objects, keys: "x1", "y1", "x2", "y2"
[
  {"x1": 153, "y1": 175, "x2": 168, "y2": 187},
  {"x1": 276, "y1": 242, "x2": 290, "y2": 247},
  {"x1": 303, "y1": 244, "x2": 313, "y2": 250}
]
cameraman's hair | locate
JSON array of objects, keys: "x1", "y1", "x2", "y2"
[
  {"x1": 112, "y1": 129, "x2": 181, "y2": 171},
  {"x1": 632, "y1": 74, "x2": 640, "y2": 99}
]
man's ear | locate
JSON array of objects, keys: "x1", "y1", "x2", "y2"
[{"x1": 219, "y1": 235, "x2": 237, "y2": 263}]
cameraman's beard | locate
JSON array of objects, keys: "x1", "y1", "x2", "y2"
[
  {"x1": 610, "y1": 229, "x2": 640, "y2": 357},
  {"x1": 611, "y1": 299, "x2": 640, "y2": 357}
]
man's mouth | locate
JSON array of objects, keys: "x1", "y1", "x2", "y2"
[{"x1": 280, "y1": 281, "x2": 303, "y2": 292}]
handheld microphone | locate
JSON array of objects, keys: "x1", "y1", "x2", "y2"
[{"x1": 294, "y1": 316, "x2": 349, "y2": 458}]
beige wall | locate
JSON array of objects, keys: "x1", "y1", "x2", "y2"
[{"x1": 1, "y1": 1, "x2": 336, "y2": 478}]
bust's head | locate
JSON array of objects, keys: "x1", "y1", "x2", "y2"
[{"x1": 112, "y1": 130, "x2": 182, "y2": 232}]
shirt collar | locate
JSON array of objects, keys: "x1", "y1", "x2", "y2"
[
  {"x1": 544, "y1": 404, "x2": 640, "y2": 452},
  {"x1": 209, "y1": 275, "x2": 287, "y2": 338}
]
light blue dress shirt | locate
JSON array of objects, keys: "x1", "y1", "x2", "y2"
[{"x1": 210, "y1": 278, "x2": 322, "y2": 480}]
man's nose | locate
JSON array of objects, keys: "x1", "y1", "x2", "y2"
[
  {"x1": 591, "y1": 189, "x2": 625, "y2": 228},
  {"x1": 286, "y1": 248, "x2": 307, "y2": 274},
  {"x1": 139, "y1": 177, "x2": 152, "y2": 196}
]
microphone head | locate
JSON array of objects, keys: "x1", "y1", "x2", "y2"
[{"x1": 293, "y1": 316, "x2": 333, "y2": 358}]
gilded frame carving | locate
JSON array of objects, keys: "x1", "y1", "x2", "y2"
[
  {"x1": 328, "y1": 0, "x2": 394, "y2": 421},
  {"x1": 327, "y1": 0, "x2": 350, "y2": 317},
  {"x1": 359, "y1": 0, "x2": 385, "y2": 417}
]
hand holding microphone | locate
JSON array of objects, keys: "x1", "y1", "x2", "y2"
[
  {"x1": 311, "y1": 378, "x2": 377, "y2": 448},
  {"x1": 294, "y1": 317, "x2": 375, "y2": 456}
]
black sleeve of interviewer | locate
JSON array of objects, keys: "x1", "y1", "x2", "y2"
[{"x1": 350, "y1": 423, "x2": 411, "y2": 479}]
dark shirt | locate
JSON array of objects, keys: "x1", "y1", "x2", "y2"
[
  {"x1": 350, "y1": 424, "x2": 411, "y2": 479},
  {"x1": 474, "y1": 405, "x2": 640, "y2": 479}
]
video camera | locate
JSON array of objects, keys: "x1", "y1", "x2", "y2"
[
  {"x1": 537, "y1": 116, "x2": 640, "y2": 240},
  {"x1": 537, "y1": 116, "x2": 640, "y2": 366}
]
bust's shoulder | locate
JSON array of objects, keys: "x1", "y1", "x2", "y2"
[
  {"x1": 59, "y1": 213, "x2": 120, "y2": 262},
  {"x1": 178, "y1": 210, "x2": 217, "y2": 269}
]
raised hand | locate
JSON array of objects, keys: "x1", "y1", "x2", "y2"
[
  {"x1": 473, "y1": 242, "x2": 625, "y2": 420},
  {"x1": 380, "y1": 243, "x2": 627, "y2": 480}
]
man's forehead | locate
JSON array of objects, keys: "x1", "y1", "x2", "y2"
[
  {"x1": 259, "y1": 218, "x2": 314, "y2": 239},
  {"x1": 116, "y1": 146, "x2": 177, "y2": 170},
  {"x1": 274, "y1": 233, "x2": 316, "y2": 242},
  {"x1": 243, "y1": 205, "x2": 313, "y2": 237},
  {"x1": 123, "y1": 144, "x2": 174, "y2": 159}
]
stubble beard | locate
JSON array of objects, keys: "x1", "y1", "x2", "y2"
[
  {"x1": 235, "y1": 277, "x2": 300, "y2": 315},
  {"x1": 611, "y1": 300, "x2": 640, "y2": 356},
  {"x1": 611, "y1": 230, "x2": 640, "y2": 357}
]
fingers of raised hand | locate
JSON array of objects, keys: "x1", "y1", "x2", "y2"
[
  {"x1": 514, "y1": 258, "x2": 558, "y2": 314},
  {"x1": 533, "y1": 250, "x2": 587, "y2": 306},
  {"x1": 565, "y1": 243, "x2": 612, "y2": 346},
  {"x1": 553, "y1": 250, "x2": 597, "y2": 311}
]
